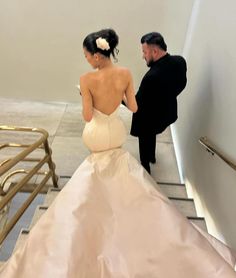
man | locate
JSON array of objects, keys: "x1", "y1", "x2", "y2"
[{"x1": 131, "y1": 32, "x2": 187, "y2": 174}]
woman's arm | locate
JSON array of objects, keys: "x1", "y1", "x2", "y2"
[
  {"x1": 79, "y1": 75, "x2": 93, "y2": 122},
  {"x1": 124, "y1": 70, "x2": 138, "y2": 113}
]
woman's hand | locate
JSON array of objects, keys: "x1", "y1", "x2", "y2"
[{"x1": 76, "y1": 85, "x2": 82, "y2": 95}]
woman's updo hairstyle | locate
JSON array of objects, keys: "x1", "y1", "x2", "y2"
[{"x1": 83, "y1": 28, "x2": 119, "y2": 60}]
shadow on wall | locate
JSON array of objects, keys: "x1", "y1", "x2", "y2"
[{"x1": 177, "y1": 60, "x2": 236, "y2": 247}]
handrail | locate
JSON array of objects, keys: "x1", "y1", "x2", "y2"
[
  {"x1": 0, "y1": 125, "x2": 58, "y2": 245},
  {"x1": 199, "y1": 136, "x2": 236, "y2": 171}
]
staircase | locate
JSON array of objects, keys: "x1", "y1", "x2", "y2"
[
  {"x1": 0, "y1": 175, "x2": 207, "y2": 263},
  {"x1": 158, "y1": 182, "x2": 207, "y2": 230}
]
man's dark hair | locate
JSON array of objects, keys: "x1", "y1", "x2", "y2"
[{"x1": 141, "y1": 32, "x2": 167, "y2": 51}]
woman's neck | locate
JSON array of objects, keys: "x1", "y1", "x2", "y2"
[{"x1": 97, "y1": 57, "x2": 113, "y2": 70}]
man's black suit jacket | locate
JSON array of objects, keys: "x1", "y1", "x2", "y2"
[{"x1": 130, "y1": 53, "x2": 187, "y2": 136}]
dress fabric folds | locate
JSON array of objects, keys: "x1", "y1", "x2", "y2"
[{"x1": 0, "y1": 106, "x2": 235, "y2": 278}]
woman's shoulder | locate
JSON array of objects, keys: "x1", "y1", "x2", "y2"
[
  {"x1": 80, "y1": 71, "x2": 97, "y2": 85},
  {"x1": 80, "y1": 71, "x2": 96, "y2": 80},
  {"x1": 114, "y1": 66, "x2": 131, "y2": 74},
  {"x1": 113, "y1": 66, "x2": 132, "y2": 80}
]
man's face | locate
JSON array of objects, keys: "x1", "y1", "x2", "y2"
[{"x1": 142, "y1": 43, "x2": 155, "y2": 67}]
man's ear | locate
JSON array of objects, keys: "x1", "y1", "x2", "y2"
[{"x1": 153, "y1": 46, "x2": 159, "y2": 55}]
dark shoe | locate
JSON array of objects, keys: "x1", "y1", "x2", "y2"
[
  {"x1": 141, "y1": 162, "x2": 151, "y2": 174},
  {"x1": 150, "y1": 158, "x2": 156, "y2": 164}
]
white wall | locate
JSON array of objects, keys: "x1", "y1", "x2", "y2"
[
  {"x1": 0, "y1": 0, "x2": 193, "y2": 101},
  {"x1": 173, "y1": 0, "x2": 236, "y2": 248}
]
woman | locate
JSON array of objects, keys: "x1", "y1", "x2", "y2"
[
  {"x1": 80, "y1": 29, "x2": 137, "y2": 151},
  {"x1": 0, "y1": 29, "x2": 235, "y2": 278}
]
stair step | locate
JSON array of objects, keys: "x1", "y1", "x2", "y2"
[
  {"x1": 29, "y1": 205, "x2": 48, "y2": 229},
  {"x1": 188, "y1": 217, "x2": 207, "y2": 232},
  {"x1": 157, "y1": 182, "x2": 187, "y2": 198},
  {"x1": 46, "y1": 176, "x2": 71, "y2": 188},
  {"x1": 169, "y1": 197, "x2": 197, "y2": 217},
  {"x1": 29, "y1": 187, "x2": 62, "y2": 229},
  {"x1": 58, "y1": 176, "x2": 71, "y2": 187},
  {"x1": 44, "y1": 188, "x2": 61, "y2": 206},
  {"x1": 12, "y1": 229, "x2": 30, "y2": 254},
  {"x1": 17, "y1": 182, "x2": 52, "y2": 194}
]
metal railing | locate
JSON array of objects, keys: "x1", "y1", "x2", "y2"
[
  {"x1": 199, "y1": 136, "x2": 236, "y2": 171},
  {"x1": 0, "y1": 125, "x2": 58, "y2": 245}
]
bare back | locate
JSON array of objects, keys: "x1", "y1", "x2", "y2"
[
  {"x1": 86, "y1": 66, "x2": 130, "y2": 114},
  {"x1": 80, "y1": 64, "x2": 137, "y2": 122}
]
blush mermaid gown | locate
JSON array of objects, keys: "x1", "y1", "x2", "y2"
[{"x1": 0, "y1": 107, "x2": 235, "y2": 277}]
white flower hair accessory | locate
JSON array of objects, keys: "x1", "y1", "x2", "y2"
[{"x1": 96, "y1": 37, "x2": 110, "y2": 51}]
